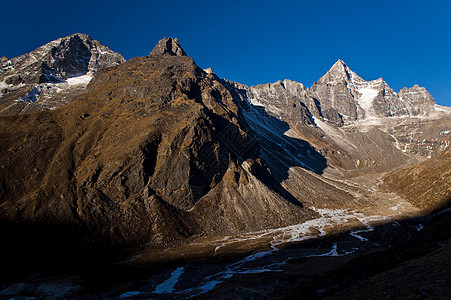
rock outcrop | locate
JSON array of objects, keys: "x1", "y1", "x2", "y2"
[
  {"x1": 150, "y1": 37, "x2": 187, "y2": 56},
  {"x1": 398, "y1": 84, "x2": 436, "y2": 116}
]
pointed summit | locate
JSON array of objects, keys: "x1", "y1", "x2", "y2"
[
  {"x1": 316, "y1": 59, "x2": 353, "y2": 85},
  {"x1": 316, "y1": 59, "x2": 366, "y2": 86},
  {"x1": 331, "y1": 59, "x2": 347, "y2": 69},
  {"x1": 328, "y1": 59, "x2": 353, "y2": 79},
  {"x1": 0, "y1": 33, "x2": 125, "y2": 113},
  {"x1": 203, "y1": 67, "x2": 214, "y2": 74},
  {"x1": 1, "y1": 33, "x2": 125, "y2": 85},
  {"x1": 150, "y1": 37, "x2": 187, "y2": 56}
]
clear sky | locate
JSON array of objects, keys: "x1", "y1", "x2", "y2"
[{"x1": 1, "y1": 0, "x2": 450, "y2": 106}]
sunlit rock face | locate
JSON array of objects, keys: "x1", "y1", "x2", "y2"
[
  {"x1": 225, "y1": 59, "x2": 450, "y2": 170},
  {"x1": 0, "y1": 33, "x2": 125, "y2": 114},
  {"x1": 149, "y1": 37, "x2": 187, "y2": 56},
  {"x1": 309, "y1": 60, "x2": 437, "y2": 123}
]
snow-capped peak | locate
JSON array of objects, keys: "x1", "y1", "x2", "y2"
[{"x1": 0, "y1": 34, "x2": 125, "y2": 113}]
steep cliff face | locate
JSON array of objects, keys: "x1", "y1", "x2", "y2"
[
  {"x1": 149, "y1": 37, "x2": 187, "y2": 56},
  {"x1": 0, "y1": 39, "x2": 310, "y2": 249},
  {"x1": 0, "y1": 33, "x2": 125, "y2": 115},
  {"x1": 398, "y1": 84, "x2": 437, "y2": 116},
  {"x1": 309, "y1": 60, "x2": 438, "y2": 123},
  {"x1": 310, "y1": 60, "x2": 360, "y2": 123}
]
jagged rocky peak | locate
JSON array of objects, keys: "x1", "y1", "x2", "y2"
[
  {"x1": 318, "y1": 59, "x2": 385, "y2": 88},
  {"x1": 0, "y1": 33, "x2": 125, "y2": 84},
  {"x1": 0, "y1": 33, "x2": 126, "y2": 115},
  {"x1": 251, "y1": 79, "x2": 305, "y2": 92},
  {"x1": 317, "y1": 59, "x2": 355, "y2": 84},
  {"x1": 310, "y1": 59, "x2": 439, "y2": 121},
  {"x1": 1, "y1": 56, "x2": 7, "y2": 61},
  {"x1": 398, "y1": 84, "x2": 436, "y2": 115},
  {"x1": 282, "y1": 79, "x2": 306, "y2": 90},
  {"x1": 150, "y1": 37, "x2": 187, "y2": 56},
  {"x1": 399, "y1": 84, "x2": 435, "y2": 104}
]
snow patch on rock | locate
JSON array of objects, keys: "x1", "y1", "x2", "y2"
[
  {"x1": 356, "y1": 87, "x2": 379, "y2": 115},
  {"x1": 15, "y1": 74, "x2": 92, "y2": 104},
  {"x1": 154, "y1": 267, "x2": 185, "y2": 294}
]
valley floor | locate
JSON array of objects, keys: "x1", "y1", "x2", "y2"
[{"x1": 3, "y1": 167, "x2": 447, "y2": 299}]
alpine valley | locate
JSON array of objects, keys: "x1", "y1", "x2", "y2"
[{"x1": 0, "y1": 34, "x2": 450, "y2": 299}]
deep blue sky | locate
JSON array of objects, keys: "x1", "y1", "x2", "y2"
[{"x1": 1, "y1": 0, "x2": 450, "y2": 106}]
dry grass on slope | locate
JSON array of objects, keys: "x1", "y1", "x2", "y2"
[{"x1": 383, "y1": 150, "x2": 451, "y2": 211}]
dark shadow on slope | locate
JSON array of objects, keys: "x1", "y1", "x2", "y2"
[
  {"x1": 194, "y1": 82, "x2": 327, "y2": 206},
  {"x1": 245, "y1": 105, "x2": 327, "y2": 175},
  {"x1": 275, "y1": 204, "x2": 451, "y2": 299},
  {"x1": 130, "y1": 204, "x2": 451, "y2": 298},
  {"x1": 165, "y1": 66, "x2": 324, "y2": 208},
  {"x1": 182, "y1": 85, "x2": 326, "y2": 206},
  {"x1": 199, "y1": 111, "x2": 310, "y2": 206},
  {"x1": 0, "y1": 221, "x2": 129, "y2": 283},
  {"x1": 1, "y1": 202, "x2": 449, "y2": 298}
]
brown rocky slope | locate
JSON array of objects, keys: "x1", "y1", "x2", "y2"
[
  {"x1": 0, "y1": 39, "x2": 312, "y2": 256},
  {"x1": 383, "y1": 149, "x2": 451, "y2": 211}
]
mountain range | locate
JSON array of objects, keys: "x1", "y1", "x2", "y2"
[{"x1": 0, "y1": 34, "x2": 450, "y2": 299}]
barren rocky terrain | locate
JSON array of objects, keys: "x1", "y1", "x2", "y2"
[{"x1": 0, "y1": 35, "x2": 450, "y2": 299}]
